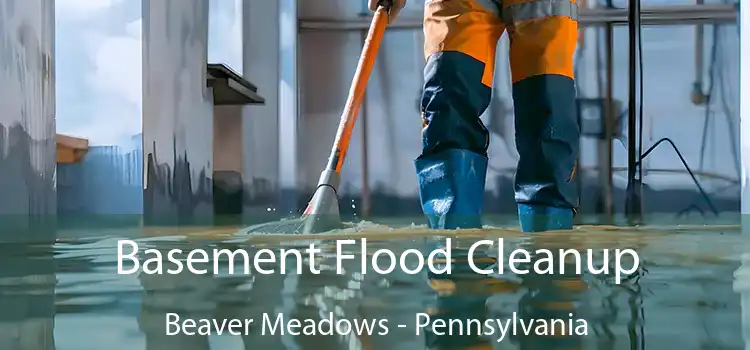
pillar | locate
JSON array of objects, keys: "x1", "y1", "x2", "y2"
[
  {"x1": 142, "y1": 0, "x2": 214, "y2": 226},
  {"x1": 243, "y1": 1, "x2": 300, "y2": 220},
  {"x1": 738, "y1": 2, "x2": 750, "y2": 349},
  {"x1": 741, "y1": 0, "x2": 749, "y2": 214},
  {"x1": 0, "y1": 1, "x2": 57, "y2": 342},
  {"x1": 0, "y1": 0, "x2": 56, "y2": 243},
  {"x1": 242, "y1": 0, "x2": 280, "y2": 218},
  {"x1": 213, "y1": 105, "x2": 244, "y2": 218},
  {"x1": 278, "y1": 0, "x2": 299, "y2": 213},
  {"x1": 208, "y1": 0, "x2": 243, "y2": 220},
  {"x1": 242, "y1": 0, "x2": 278, "y2": 219}
]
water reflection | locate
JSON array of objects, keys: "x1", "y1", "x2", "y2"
[
  {"x1": 1, "y1": 227, "x2": 745, "y2": 349},
  {"x1": 137, "y1": 242, "x2": 216, "y2": 350},
  {"x1": 0, "y1": 243, "x2": 56, "y2": 350},
  {"x1": 514, "y1": 235, "x2": 589, "y2": 349}
]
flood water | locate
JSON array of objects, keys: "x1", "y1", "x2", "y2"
[{"x1": 1, "y1": 222, "x2": 746, "y2": 350}]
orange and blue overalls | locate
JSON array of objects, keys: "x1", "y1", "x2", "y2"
[{"x1": 414, "y1": 0, "x2": 580, "y2": 231}]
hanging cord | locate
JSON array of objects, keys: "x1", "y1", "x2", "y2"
[
  {"x1": 631, "y1": 25, "x2": 720, "y2": 217},
  {"x1": 698, "y1": 21, "x2": 741, "y2": 179},
  {"x1": 714, "y1": 18, "x2": 741, "y2": 179},
  {"x1": 637, "y1": 138, "x2": 719, "y2": 215},
  {"x1": 683, "y1": 1, "x2": 740, "y2": 215}
]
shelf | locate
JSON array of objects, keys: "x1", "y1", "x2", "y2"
[{"x1": 207, "y1": 63, "x2": 265, "y2": 106}]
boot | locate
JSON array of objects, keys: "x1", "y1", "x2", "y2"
[
  {"x1": 518, "y1": 204, "x2": 573, "y2": 232},
  {"x1": 415, "y1": 149, "x2": 487, "y2": 229}
]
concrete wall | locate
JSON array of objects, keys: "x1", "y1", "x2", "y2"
[
  {"x1": 142, "y1": 0, "x2": 214, "y2": 225},
  {"x1": 213, "y1": 107, "x2": 243, "y2": 173},
  {"x1": 0, "y1": 0, "x2": 56, "y2": 241}
]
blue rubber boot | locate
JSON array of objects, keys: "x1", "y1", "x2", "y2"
[
  {"x1": 518, "y1": 204, "x2": 574, "y2": 232},
  {"x1": 415, "y1": 149, "x2": 487, "y2": 229}
]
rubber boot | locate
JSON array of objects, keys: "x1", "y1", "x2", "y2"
[
  {"x1": 518, "y1": 204, "x2": 574, "y2": 232},
  {"x1": 415, "y1": 149, "x2": 487, "y2": 229}
]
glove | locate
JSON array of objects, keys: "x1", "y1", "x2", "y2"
[{"x1": 368, "y1": 0, "x2": 406, "y2": 23}]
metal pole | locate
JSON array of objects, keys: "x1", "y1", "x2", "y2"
[
  {"x1": 693, "y1": 0, "x2": 706, "y2": 105},
  {"x1": 625, "y1": 0, "x2": 643, "y2": 224},
  {"x1": 360, "y1": 30, "x2": 372, "y2": 219},
  {"x1": 600, "y1": 0, "x2": 615, "y2": 223}
]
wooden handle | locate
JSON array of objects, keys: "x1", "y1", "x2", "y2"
[{"x1": 325, "y1": 6, "x2": 389, "y2": 173}]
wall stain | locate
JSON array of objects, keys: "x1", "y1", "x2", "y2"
[
  {"x1": 0, "y1": 123, "x2": 56, "y2": 243},
  {"x1": 144, "y1": 138, "x2": 212, "y2": 226}
]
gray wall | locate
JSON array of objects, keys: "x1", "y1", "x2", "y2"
[{"x1": 0, "y1": 0, "x2": 57, "y2": 240}]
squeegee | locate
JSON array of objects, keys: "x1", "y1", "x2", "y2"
[{"x1": 242, "y1": 0, "x2": 392, "y2": 234}]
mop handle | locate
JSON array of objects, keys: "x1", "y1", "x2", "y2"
[{"x1": 323, "y1": 2, "x2": 391, "y2": 174}]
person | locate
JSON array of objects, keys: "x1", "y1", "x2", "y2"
[{"x1": 369, "y1": 0, "x2": 580, "y2": 232}]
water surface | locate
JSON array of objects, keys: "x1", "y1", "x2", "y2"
[{"x1": 1, "y1": 223, "x2": 745, "y2": 349}]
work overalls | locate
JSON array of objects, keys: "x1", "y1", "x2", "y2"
[{"x1": 415, "y1": 0, "x2": 580, "y2": 232}]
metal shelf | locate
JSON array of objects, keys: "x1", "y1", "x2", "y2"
[
  {"x1": 299, "y1": 4, "x2": 737, "y2": 31},
  {"x1": 206, "y1": 63, "x2": 265, "y2": 106}
]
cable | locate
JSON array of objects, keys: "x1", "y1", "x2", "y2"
[
  {"x1": 637, "y1": 138, "x2": 719, "y2": 216},
  {"x1": 624, "y1": 0, "x2": 721, "y2": 219}
]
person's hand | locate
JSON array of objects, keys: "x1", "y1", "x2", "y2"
[{"x1": 368, "y1": 0, "x2": 406, "y2": 23}]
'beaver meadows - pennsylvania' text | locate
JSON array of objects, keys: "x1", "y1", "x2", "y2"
[{"x1": 165, "y1": 312, "x2": 588, "y2": 342}]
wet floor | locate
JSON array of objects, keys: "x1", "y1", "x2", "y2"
[{"x1": 0, "y1": 222, "x2": 746, "y2": 350}]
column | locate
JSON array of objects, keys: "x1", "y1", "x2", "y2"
[
  {"x1": 738, "y1": 2, "x2": 750, "y2": 349},
  {"x1": 278, "y1": 0, "x2": 299, "y2": 214},
  {"x1": 741, "y1": 0, "x2": 749, "y2": 214},
  {"x1": 209, "y1": 0, "x2": 244, "y2": 220},
  {"x1": 0, "y1": 0, "x2": 56, "y2": 243},
  {"x1": 142, "y1": 0, "x2": 214, "y2": 226},
  {"x1": 242, "y1": 1, "x2": 284, "y2": 220},
  {"x1": 213, "y1": 105, "x2": 245, "y2": 218}
]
